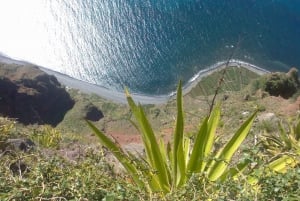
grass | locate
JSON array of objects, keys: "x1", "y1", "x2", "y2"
[
  {"x1": 1, "y1": 130, "x2": 299, "y2": 200},
  {"x1": 189, "y1": 66, "x2": 260, "y2": 97}
]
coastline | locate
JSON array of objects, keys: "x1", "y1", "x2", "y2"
[
  {"x1": 0, "y1": 54, "x2": 269, "y2": 104},
  {"x1": 0, "y1": 54, "x2": 169, "y2": 104},
  {"x1": 182, "y1": 59, "x2": 269, "y2": 95}
]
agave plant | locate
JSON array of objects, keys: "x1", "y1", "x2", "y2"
[
  {"x1": 261, "y1": 118, "x2": 300, "y2": 173},
  {"x1": 87, "y1": 81, "x2": 257, "y2": 195}
]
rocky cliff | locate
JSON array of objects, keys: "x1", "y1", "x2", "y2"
[{"x1": 0, "y1": 63, "x2": 74, "y2": 126}]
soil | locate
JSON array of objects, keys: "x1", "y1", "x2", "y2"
[{"x1": 102, "y1": 94, "x2": 300, "y2": 148}]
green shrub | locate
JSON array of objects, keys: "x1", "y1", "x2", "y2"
[
  {"x1": 30, "y1": 125, "x2": 62, "y2": 149},
  {"x1": 0, "y1": 117, "x2": 16, "y2": 145},
  {"x1": 257, "y1": 167, "x2": 300, "y2": 200},
  {"x1": 251, "y1": 70, "x2": 299, "y2": 99}
]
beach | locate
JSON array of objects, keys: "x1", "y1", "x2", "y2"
[
  {"x1": 0, "y1": 54, "x2": 170, "y2": 104},
  {"x1": 0, "y1": 54, "x2": 269, "y2": 104},
  {"x1": 182, "y1": 59, "x2": 269, "y2": 95}
]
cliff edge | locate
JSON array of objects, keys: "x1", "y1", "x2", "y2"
[{"x1": 0, "y1": 63, "x2": 74, "y2": 126}]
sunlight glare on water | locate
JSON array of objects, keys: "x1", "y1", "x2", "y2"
[
  {"x1": 0, "y1": 0, "x2": 300, "y2": 95},
  {"x1": 0, "y1": 0, "x2": 106, "y2": 83}
]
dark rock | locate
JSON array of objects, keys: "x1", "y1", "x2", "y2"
[
  {"x1": 10, "y1": 160, "x2": 28, "y2": 176},
  {"x1": 223, "y1": 94, "x2": 229, "y2": 101},
  {"x1": 0, "y1": 63, "x2": 74, "y2": 126},
  {"x1": 83, "y1": 103, "x2": 104, "y2": 121},
  {"x1": 243, "y1": 94, "x2": 250, "y2": 101},
  {"x1": 5, "y1": 138, "x2": 35, "y2": 152}
]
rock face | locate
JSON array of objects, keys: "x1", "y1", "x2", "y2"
[{"x1": 0, "y1": 63, "x2": 74, "y2": 126}]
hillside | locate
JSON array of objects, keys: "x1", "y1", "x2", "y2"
[{"x1": 1, "y1": 62, "x2": 300, "y2": 200}]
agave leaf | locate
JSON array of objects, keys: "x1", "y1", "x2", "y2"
[
  {"x1": 186, "y1": 116, "x2": 209, "y2": 174},
  {"x1": 127, "y1": 151, "x2": 161, "y2": 192},
  {"x1": 86, "y1": 120, "x2": 144, "y2": 188},
  {"x1": 186, "y1": 105, "x2": 221, "y2": 177},
  {"x1": 183, "y1": 137, "x2": 191, "y2": 167},
  {"x1": 167, "y1": 142, "x2": 173, "y2": 165},
  {"x1": 219, "y1": 159, "x2": 251, "y2": 181},
  {"x1": 176, "y1": 137, "x2": 191, "y2": 187},
  {"x1": 202, "y1": 104, "x2": 221, "y2": 171},
  {"x1": 207, "y1": 111, "x2": 257, "y2": 181},
  {"x1": 127, "y1": 108, "x2": 153, "y2": 159},
  {"x1": 139, "y1": 107, "x2": 171, "y2": 189},
  {"x1": 158, "y1": 139, "x2": 168, "y2": 167},
  {"x1": 126, "y1": 90, "x2": 171, "y2": 193},
  {"x1": 263, "y1": 135, "x2": 283, "y2": 147},
  {"x1": 278, "y1": 122, "x2": 292, "y2": 149},
  {"x1": 173, "y1": 81, "x2": 186, "y2": 187},
  {"x1": 158, "y1": 138, "x2": 172, "y2": 179},
  {"x1": 125, "y1": 93, "x2": 153, "y2": 165},
  {"x1": 268, "y1": 155, "x2": 297, "y2": 173}
]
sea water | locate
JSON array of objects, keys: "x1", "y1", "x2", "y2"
[{"x1": 0, "y1": 0, "x2": 300, "y2": 95}]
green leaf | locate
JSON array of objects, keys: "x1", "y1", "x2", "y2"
[
  {"x1": 187, "y1": 116, "x2": 209, "y2": 174},
  {"x1": 186, "y1": 105, "x2": 221, "y2": 177},
  {"x1": 278, "y1": 122, "x2": 292, "y2": 149},
  {"x1": 86, "y1": 120, "x2": 144, "y2": 188},
  {"x1": 126, "y1": 93, "x2": 171, "y2": 193},
  {"x1": 173, "y1": 80, "x2": 186, "y2": 187},
  {"x1": 201, "y1": 104, "x2": 221, "y2": 172},
  {"x1": 268, "y1": 155, "x2": 297, "y2": 173},
  {"x1": 126, "y1": 151, "x2": 160, "y2": 192},
  {"x1": 219, "y1": 159, "x2": 251, "y2": 181},
  {"x1": 207, "y1": 111, "x2": 257, "y2": 181}
]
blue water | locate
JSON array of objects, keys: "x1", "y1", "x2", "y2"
[{"x1": 0, "y1": 0, "x2": 300, "y2": 95}]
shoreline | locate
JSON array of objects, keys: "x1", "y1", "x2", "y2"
[
  {"x1": 182, "y1": 59, "x2": 269, "y2": 95},
  {"x1": 0, "y1": 54, "x2": 269, "y2": 104}
]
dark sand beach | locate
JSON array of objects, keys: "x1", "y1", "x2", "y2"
[{"x1": 0, "y1": 54, "x2": 269, "y2": 104}]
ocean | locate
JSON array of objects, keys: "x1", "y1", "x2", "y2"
[{"x1": 0, "y1": 0, "x2": 300, "y2": 95}]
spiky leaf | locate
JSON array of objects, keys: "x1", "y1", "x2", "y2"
[{"x1": 207, "y1": 111, "x2": 257, "y2": 181}]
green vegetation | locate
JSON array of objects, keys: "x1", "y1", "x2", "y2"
[
  {"x1": 30, "y1": 125, "x2": 62, "y2": 149},
  {"x1": 0, "y1": 117, "x2": 143, "y2": 200},
  {"x1": 0, "y1": 148, "x2": 142, "y2": 200},
  {"x1": 88, "y1": 82, "x2": 298, "y2": 198},
  {"x1": 1, "y1": 68, "x2": 300, "y2": 200},
  {"x1": 260, "y1": 116, "x2": 300, "y2": 173},
  {"x1": 250, "y1": 68, "x2": 300, "y2": 99},
  {"x1": 87, "y1": 82, "x2": 258, "y2": 195},
  {"x1": 0, "y1": 117, "x2": 16, "y2": 145},
  {"x1": 189, "y1": 66, "x2": 260, "y2": 97}
]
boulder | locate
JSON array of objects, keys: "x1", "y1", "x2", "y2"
[
  {"x1": 0, "y1": 63, "x2": 74, "y2": 126},
  {"x1": 4, "y1": 138, "x2": 35, "y2": 152},
  {"x1": 10, "y1": 160, "x2": 28, "y2": 176},
  {"x1": 83, "y1": 103, "x2": 104, "y2": 121},
  {"x1": 257, "y1": 112, "x2": 277, "y2": 122}
]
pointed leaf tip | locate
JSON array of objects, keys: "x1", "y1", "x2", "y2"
[
  {"x1": 125, "y1": 87, "x2": 130, "y2": 97},
  {"x1": 178, "y1": 80, "x2": 182, "y2": 88}
]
